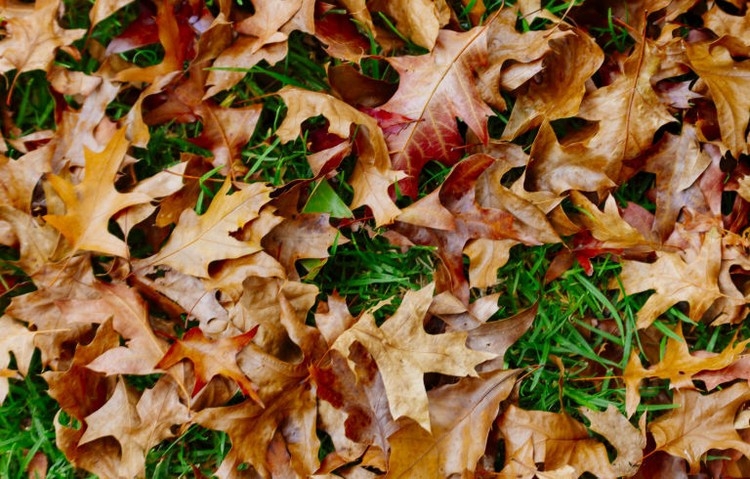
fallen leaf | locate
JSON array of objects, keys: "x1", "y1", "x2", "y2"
[
  {"x1": 649, "y1": 382, "x2": 750, "y2": 473},
  {"x1": 333, "y1": 283, "x2": 496, "y2": 431},
  {"x1": 686, "y1": 38, "x2": 750, "y2": 156},
  {"x1": 497, "y1": 404, "x2": 616, "y2": 478},
  {"x1": 622, "y1": 323, "x2": 748, "y2": 417},
  {"x1": 156, "y1": 325, "x2": 262, "y2": 404},
  {"x1": 77, "y1": 376, "x2": 189, "y2": 478},
  {"x1": 195, "y1": 382, "x2": 319, "y2": 478},
  {"x1": 581, "y1": 405, "x2": 646, "y2": 477},
  {"x1": 0, "y1": 0, "x2": 85, "y2": 75},
  {"x1": 276, "y1": 87, "x2": 405, "y2": 226},
  {"x1": 386, "y1": 368, "x2": 519, "y2": 477},
  {"x1": 43, "y1": 128, "x2": 152, "y2": 257},
  {"x1": 0, "y1": 315, "x2": 35, "y2": 404},
  {"x1": 616, "y1": 227, "x2": 723, "y2": 329},
  {"x1": 134, "y1": 179, "x2": 276, "y2": 278},
  {"x1": 373, "y1": 25, "x2": 496, "y2": 198}
]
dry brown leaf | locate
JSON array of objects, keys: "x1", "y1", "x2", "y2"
[
  {"x1": 134, "y1": 179, "x2": 276, "y2": 278},
  {"x1": 649, "y1": 382, "x2": 750, "y2": 473},
  {"x1": 195, "y1": 382, "x2": 319, "y2": 478},
  {"x1": 333, "y1": 283, "x2": 496, "y2": 431},
  {"x1": 55, "y1": 281, "x2": 168, "y2": 376},
  {"x1": 616, "y1": 227, "x2": 722, "y2": 329},
  {"x1": 368, "y1": 0, "x2": 450, "y2": 50},
  {"x1": 386, "y1": 368, "x2": 519, "y2": 477},
  {"x1": 622, "y1": 323, "x2": 748, "y2": 417},
  {"x1": 276, "y1": 87, "x2": 405, "y2": 226},
  {"x1": 0, "y1": 0, "x2": 85, "y2": 75},
  {"x1": 502, "y1": 28, "x2": 603, "y2": 139},
  {"x1": 497, "y1": 404, "x2": 617, "y2": 478},
  {"x1": 581, "y1": 405, "x2": 646, "y2": 477},
  {"x1": 156, "y1": 325, "x2": 262, "y2": 404},
  {"x1": 685, "y1": 38, "x2": 750, "y2": 157},
  {"x1": 0, "y1": 315, "x2": 35, "y2": 404},
  {"x1": 77, "y1": 376, "x2": 189, "y2": 478},
  {"x1": 373, "y1": 25, "x2": 496, "y2": 198},
  {"x1": 43, "y1": 128, "x2": 152, "y2": 258}
]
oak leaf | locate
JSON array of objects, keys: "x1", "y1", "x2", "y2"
[
  {"x1": 195, "y1": 382, "x2": 319, "y2": 479},
  {"x1": 502, "y1": 28, "x2": 604, "y2": 139},
  {"x1": 204, "y1": 0, "x2": 314, "y2": 95},
  {"x1": 373, "y1": 26, "x2": 496, "y2": 198},
  {"x1": 581, "y1": 405, "x2": 646, "y2": 477},
  {"x1": 45, "y1": 320, "x2": 120, "y2": 478},
  {"x1": 0, "y1": 0, "x2": 85, "y2": 75},
  {"x1": 55, "y1": 281, "x2": 168, "y2": 376},
  {"x1": 576, "y1": 38, "x2": 677, "y2": 165},
  {"x1": 368, "y1": 0, "x2": 450, "y2": 50},
  {"x1": 0, "y1": 315, "x2": 36, "y2": 404},
  {"x1": 276, "y1": 87, "x2": 405, "y2": 226},
  {"x1": 616, "y1": 227, "x2": 722, "y2": 329},
  {"x1": 643, "y1": 124, "x2": 712, "y2": 240},
  {"x1": 332, "y1": 283, "x2": 496, "y2": 431},
  {"x1": 649, "y1": 382, "x2": 750, "y2": 473},
  {"x1": 386, "y1": 368, "x2": 519, "y2": 478},
  {"x1": 497, "y1": 404, "x2": 616, "y2": 478},
  {"x1": 135, "y1": 179, "x2": 276, "y2": 278},
  {"x1": 623, "y1": 323, "x2": 748, "y2": 417},
  {"x1": 156, "y1": 325, "x2": 262, "y2": 404},
  {"x1": 78, "y1": 376, "x2": 190, "y2": 478},
  {"x1": 685, "y1": 38, "x2": 750, "y2": 156},
  {"x1": 43, "y1": 128, "x2": 152, "y2": 258}
]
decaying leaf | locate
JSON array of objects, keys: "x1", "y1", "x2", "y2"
[
  {"x1": 650, "y1": 382, "x2": 750, "y2": 473},
  {"x1": 43, "y1": 128, "x2": 152, "y2": 258},
  {"x1": 156, "y1": 325, "x2": 262, "y2": 404},
  {"x1": 135, "y1": 179, "x2": 276, "y2": 278},
  {"x1": 616, "y1": 228, "x2": 723, "y2": 329},
  {"x1": 333, "y1": 283, "x2": 496, "y2": 431}
]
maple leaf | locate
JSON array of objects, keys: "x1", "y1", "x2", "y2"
[
  {"x1": 386, "y1": 369, "x2": 519, "y2": 477},
  {"x1": 195, "y1": 382, "x2": 319, "y2": 478},
  {"x1": 649, "y1": 382, "x2": 750, "y2": 473},
  {"x1": 0, "y1": 0, "x2": 85, "y2": 75},
  {"x1": 43, "y1": 128, "x2": 152, "y2": 258},
  {"x1": 685, "y1": 38, "x2": 750, "y2": 157},
  {"x1": 77, "y1": 376, "x2": 189, "y2": 478},
  {"x1": 372, "y1": 25, "x2": 496, "y2": 198},
  {"x1": 497, "y1": 404, "x2": 616, "y2": 478},
  {"x1": 276, "y1": 87, "x2": 405, "y2": 226},
  {"x1": 622, "y1": 323, "x2": 748, "y2": 417},
  {"x1": 134, "y1": 179, "x2": 276, "y2": 278},
  {"x1": 156, "y1": 325, "x2": 262, "y2": 404},
  {"x1": 332, "y1": 283, "x2": 496, "y2": 431},
  {"x1": 616, "y1": 227, "x2": 722, "y2": 329}
]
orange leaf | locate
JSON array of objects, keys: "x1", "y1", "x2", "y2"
[
  {"x1": 156, "y1": 325, "x2": 262, "y2": 405},
  {"x1": 43, "y1": 128, "x2": 152, "y2": 258}
]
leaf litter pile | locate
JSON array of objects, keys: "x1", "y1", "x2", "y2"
[{"x1": 2, "y1": 0, "x2": 750, "y2": 477}]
